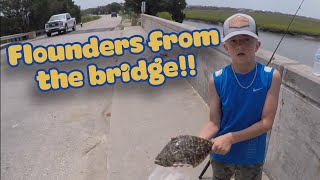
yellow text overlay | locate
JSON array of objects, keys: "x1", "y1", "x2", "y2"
[
  {"x1": 88, "y1": 54, "x2": 197, "y2": 87},
  {"x1": 35, "y1": 69, "x2": 84, "y2": 91},
  {"x1": 6, "y1": 28, "x2": 220, "y2": 68},
  {"x1": 7, "y1": 35, "x2": 145, "y2": 67},
  {"x1": 147, "y1": 28, "x2": 220, "y2": 52},
  {"x1": 34, "y1": 53, "x2": 197, "y2": 91}
]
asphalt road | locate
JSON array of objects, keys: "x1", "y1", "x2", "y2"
[{"x1": 1, "y1": 15, "x2": 122, "y2": 180}]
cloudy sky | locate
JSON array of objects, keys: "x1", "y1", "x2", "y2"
[{"x1": 73, "y1": 0, "x2": 319, "y2": 19}]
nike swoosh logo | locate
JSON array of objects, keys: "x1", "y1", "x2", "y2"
[{"x1": 253, "y1": 88, "x2": 263, "y2": 92}]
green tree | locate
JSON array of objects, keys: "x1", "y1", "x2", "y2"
[
  {"x1": 124, "y1": 0, "x2": 143, "y2": 14},
  {"x1": 1, "y1": 0, "x2": 81, "y2": 36},
  {"x1": 124, "y1": 0, "x2": 187, "y2": 22},
  {"x1": 1, "y1": 0, "x2": 32, "y2": 33},
  {"x1": 81, "y1": 2, "x2": 123, "y2": 15},
  {"x1": 145, "y1": 0, "x2": 166, "y2": 16},
  {"x1": 108, "y1": 2, "x2": 122, "y2": 13},
  {"x1": 166, "y1": 0, "x2": 187, "y2": 23}
]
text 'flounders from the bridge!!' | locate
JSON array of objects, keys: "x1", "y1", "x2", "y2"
[{"x1": 5, "y1": 28, "x2": 221, "y2": 91}]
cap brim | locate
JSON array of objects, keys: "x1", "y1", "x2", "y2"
[{"x1": 222, "y1": 31, "x2": 259, "y2": 42}]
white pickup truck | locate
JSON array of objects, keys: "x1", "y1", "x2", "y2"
[{"x1": 45, "y1": 13, "x2": 76, "y2": 37}]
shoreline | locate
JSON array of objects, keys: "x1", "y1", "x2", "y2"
[{"x1": 184, "y1": 18, "x2": 320, "y2": 41}]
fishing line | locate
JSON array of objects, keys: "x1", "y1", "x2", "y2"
[
  {"x1": 267, "y1": 0, "x2": 306, "y2": 66},
  {"x1": 265, "y1": 0, "x2": 305, "y2": 156}
]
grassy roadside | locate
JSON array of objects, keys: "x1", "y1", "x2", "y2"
[
  {"x1": 115, "y1": 13, "x2": 134, "y2": 30},
  {"x1": 80, "y1": 15, "x2": 101, "y2": 23},
  {"x1": 116, "y1": 14, "x2": 128, "y2": 30},
  {"x1": 120, "y1": 13, "x2": 130, "y2": 20},
  {"x1": 184, "y1": 9, "x2": 320, "y2": 37}
]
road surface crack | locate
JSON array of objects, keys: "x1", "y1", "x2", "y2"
[{"x1": 82, "y1": 137, "x2": 102, "y2": 155}]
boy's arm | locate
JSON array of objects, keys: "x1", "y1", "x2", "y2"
[
  {"x1": 212, "y1": 70, "x2": 281, "y2": 155},
  {"x1": 199, "y1": 75, "x2": 221, "y2": 140}
]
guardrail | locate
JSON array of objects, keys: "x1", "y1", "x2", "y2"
[
  {"x1": 0, "y1": 29, "x2": 46, "y2": 44},
  {"x1": 0, "y1": 29, "x2": 45, "y2": 50},
  {"x1": 0, "y1": 33, "x2": 29, "y2": 43}
]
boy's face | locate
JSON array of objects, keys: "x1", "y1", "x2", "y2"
[{"x1": 223, "y1": 35, "x2": 261, "y2": 64}]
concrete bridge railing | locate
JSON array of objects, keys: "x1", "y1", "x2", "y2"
[{"x1": 141, "y1": 14, "x2": 320, "y2": 180}]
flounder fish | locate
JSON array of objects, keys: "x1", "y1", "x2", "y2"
[{"x1": 154, "y1": 135, "x2": 213, "y2": 168}]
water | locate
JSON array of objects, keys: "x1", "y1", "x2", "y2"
[
  {"x1": 313, "y1": 49, "x2": 320, "y2": 76},
  {"x1": 313, "y1": 62, "x2": 320, "y2": 76},
  {"x1": 183, "y1": 20, "x2": 320, "y2": 68}
]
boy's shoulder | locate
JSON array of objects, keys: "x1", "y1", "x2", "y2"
[
  {"x1": 257, "y1": 62, "x2": 274, "y2": 75},
  {"x1": 213, "y1": 64, "x2": 231, "y2": 77},
  {"x1": 262, "y1": 65, "x2": 273, "y2": 73}
]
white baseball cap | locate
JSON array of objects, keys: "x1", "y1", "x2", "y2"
[{"x1": 222, "y1": 13, "x2": 259, "y2": 42}]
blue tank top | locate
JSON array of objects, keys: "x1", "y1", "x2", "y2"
[{"x1": 210, "y1": 62, "x2": 274, "y2": 164}]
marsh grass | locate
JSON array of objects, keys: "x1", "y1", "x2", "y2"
[
  {"x1": 184, "y1": 9, "x2": 320, "y2": 37},
  {"x1": 81, "y1": 15, "x2": 101, "y2": 23}
]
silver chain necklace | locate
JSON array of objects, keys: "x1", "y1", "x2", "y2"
[{"x1": 231, "y1": 63, "x2": 257, "y2": 89}]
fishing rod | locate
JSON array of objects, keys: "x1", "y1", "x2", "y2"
[
  {"x1": 198, "y1": 0, "x2": 306, "y2": 179},
  {"x1": 267, "y1": 0, "x2": 305, "y2": 66},
  {"x1": 264, "y1": 0, "x2": 305, "y2": 165}
]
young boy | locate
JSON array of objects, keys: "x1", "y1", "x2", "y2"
[{"x1": 198, "y1": 13, "x2": 281, "y2": 179}]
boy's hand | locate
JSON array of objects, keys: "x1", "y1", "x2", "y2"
[{"x1": 211, "y1": 133, "x2": 233, "y2": 155}]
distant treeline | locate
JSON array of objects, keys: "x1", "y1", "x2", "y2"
[
  {"x1": 124, "y1": 0, "x2": 187, "y2": 23},
  {"x1": 1, "y1": 0, "x2": 81, "y2": 36},
  {"x1": 81, "y1": 2, "x2": 123, "y2": 15},
  {"x1": 81, "y1": 0, "x2": 188, "y2": 23}
]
